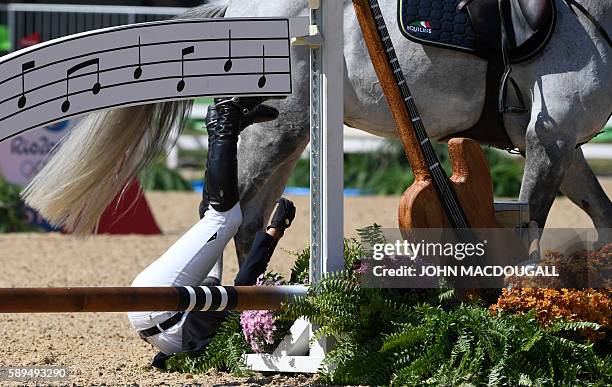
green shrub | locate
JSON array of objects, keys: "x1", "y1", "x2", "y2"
[
  {"x1": 289, "y1": 246, "x2": 310, "y2": 285},
  {"x1": 485, "y1": 147, "x2": 524, "y2": 197},
  {"x1": 288, "y1": 140, "x2": 523, "y2": 197},
  {"x1": 164, "y1": 227, "x2": 610, "y2": 385},
  {"x1": 140, "y1": 162, "x2": 192, "y2": 191},
  {"x1": 0, "y1": 176, "x2": 38, "y2": 232},
  {"x1": 285, "y1": 273, "x2": 610, "y2": 385}
]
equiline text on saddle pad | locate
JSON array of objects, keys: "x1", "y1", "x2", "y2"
[{"x1": 398, "y1": 0, "x2": 478, "y2": 53}]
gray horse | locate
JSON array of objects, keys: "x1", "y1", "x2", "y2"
[{"x1": 24, "y1": 0, "x2": 611, "y2": 263}]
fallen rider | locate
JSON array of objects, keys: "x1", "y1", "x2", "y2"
[{"x1": 127, "y1": 97, "x2": 296, "y2": 368}]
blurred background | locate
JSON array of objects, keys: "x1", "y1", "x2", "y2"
[{"x1": 0, "y1": 0, "x2": 610, "y2": 233}]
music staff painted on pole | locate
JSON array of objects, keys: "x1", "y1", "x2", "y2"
[{"x1": 0, "y1": 18, "x2": 296, "y2": 142}]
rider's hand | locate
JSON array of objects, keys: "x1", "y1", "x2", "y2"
[{"x1": 267, "y1": 198, "x2": 296, "y2": 235}]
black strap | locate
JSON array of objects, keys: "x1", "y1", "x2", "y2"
[
  {"x1": 498, "y1": 0, "x2": 528, "y2": 114},
  {"x1": 499, "y1": 67, "x2": 528, "y2": 114},
  {"x1": 138, "y1": 312, "x2": 185, "y2": 339},
  {"x1": 564, "y1": 0, "x2": 612, "y2": 49}
]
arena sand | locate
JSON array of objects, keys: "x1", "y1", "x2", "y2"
[{"x1": 1, "y1": 181, "x2": 610, "y2": 386}]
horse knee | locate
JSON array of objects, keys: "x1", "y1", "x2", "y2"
[{"x1": 522, "y1": 125, "x2": 577, "y2": 227}]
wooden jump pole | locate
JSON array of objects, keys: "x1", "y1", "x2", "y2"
[{"x1": 0, "y1": 285, "x2": 308, "y2": 313}]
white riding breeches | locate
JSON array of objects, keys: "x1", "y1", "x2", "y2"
[{"x1": 128, "y1": 203, "x2": 242, "y2": 355}]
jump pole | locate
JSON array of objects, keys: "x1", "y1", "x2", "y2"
[{"x1": 0, "y1": 286, "x2": 307, "y2": 313}]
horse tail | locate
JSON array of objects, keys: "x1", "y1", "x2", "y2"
[
  {"x1": 22, "y1": 1, "x2": 230, "y2": 235},
  {"x1": 178, "y1": 0, "x2": 229, "y2": 19},
  {"x1": 22, "y1": 102, "x2": 192, "y2": 234}
]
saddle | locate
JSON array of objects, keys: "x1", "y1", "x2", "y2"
[
  {"x1": 398, "y1": 0, "x2": 556, "y2": 149},
  {"x1": 463, "y1": 0, "x2": 556, "y2": 63},
  {"x1": 398, "y1": 0, "x2": 555, "y2": 62}
]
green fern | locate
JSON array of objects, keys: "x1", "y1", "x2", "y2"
[
  {"x1": 164, "y1": 313, "x2": 250, "y2": 375},
  {"x1": 288, "y1": 237, "x2": 367, "y2": 284},
  {"x1": 288, "y1": 245, "x2": 310, "y2": 284},
  {"x1": 285, "y1": 270, "x2": 612, "y2": 386},
  {"x1": 0, "y1": 176, "x2": 39, "y2": 232},
  {"x1": 164, "y1": 233, "x2": 611, "y2": 385}
]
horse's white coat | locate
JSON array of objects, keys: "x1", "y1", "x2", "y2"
[{"x1": 23, "y1": 0, "x2": 611, "y2": 259}]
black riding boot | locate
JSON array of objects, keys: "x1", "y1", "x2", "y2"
[{"x1": 199, "y1": 97, "x2": 279, "y2": 215}]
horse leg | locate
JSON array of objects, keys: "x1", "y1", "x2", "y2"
[
  {"x1": 519, "y1": 110, "x2": 577, "y2": 228},
  {"x1": 233, "y1": 113, "x2": 310, "y2": 264},
  {"x1": 234, "y1": 151, "x2": 304, "y2": 264},
  {"x1": 559, "y1": 148, "x2": 612, "y2": 229},
  {"x1": 506, "y1": 0, "x2": 612, "y2": 228}
]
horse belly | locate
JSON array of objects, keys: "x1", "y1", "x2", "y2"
[{"x1": 343, "y1": 0, "x2": 487, "y2": 140}]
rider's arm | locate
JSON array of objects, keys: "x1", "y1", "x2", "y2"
[{"x1": 233, "y1": 198, "x2": 296, "y2": 286}]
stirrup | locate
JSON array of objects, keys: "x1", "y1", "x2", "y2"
[{"x1": 498, "y1": 67, "x2": 528, "y2": 114}]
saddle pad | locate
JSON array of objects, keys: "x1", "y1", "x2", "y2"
[{"x1": 398, "y1": 0, "x2": 477, "y2": 52}]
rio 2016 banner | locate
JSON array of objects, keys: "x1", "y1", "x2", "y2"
[
  {"x1": 0, "y1": 120, "x2": 74, "y2": 229},
  {"x1": 0, "y1": 120, "x2": 73, "y2": 186}
]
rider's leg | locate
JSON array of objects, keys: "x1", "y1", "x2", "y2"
[
  {"x1": 128, "y1": 97, "x2": 278, "y2": 355},
  {"x1": 234, "y1": 198, "x2": 296, "y2": 286},
  {"x1": 130, "y1": 98, "x2": 255, "y2": 289},
  {"x1": 199, "y1": 188, "x2": 223, "y2": 287}
]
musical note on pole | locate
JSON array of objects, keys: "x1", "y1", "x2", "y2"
[
  {"x1": 224, "y1": 30, "x2": 233, "y2": 72},
  {"x1": 62, "y1": 58, "x2": 102, "y2": 113},
  {"x1": 134, "y1": 37, "x2": 143, "y2": 80},
  {"x1": 17, "y1": 61, "x2": 36, "y2": 109},
  {"x1": 258, "y1": 46, "x2": 267, "y2": 89},
  {"x1": 176, "y1": 46, "x2": 194, "y2": 92}
]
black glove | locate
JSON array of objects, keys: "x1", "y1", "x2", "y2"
[{"x1": 267, "y1": 198, "x2": 296, "y2": 232}]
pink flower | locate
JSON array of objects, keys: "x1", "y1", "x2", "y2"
[
  {"x1": 240, "y1": 310, "x2": 278, "y2": 353},
  {"x1": 240, "y1": 274, "x2": 284, "y2": 353}
]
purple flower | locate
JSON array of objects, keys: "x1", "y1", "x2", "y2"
[
  {"x1": 240, "y1": 310, "x2": 278, "y2": 353},
  {"x1": 240, "y1": 274, "x2": 284, "y2": 353},
  {"x1": 352, "y1": 259, "x2": 369, "y2": 274}
]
